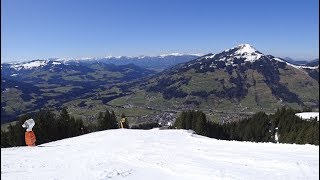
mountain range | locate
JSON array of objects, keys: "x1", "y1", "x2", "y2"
[
  {"x1": 1, "y1": 44, "x2": 319, "y2": 124},
  {"x1": 283, "y1": 57, "x2": 319, "y2": 66},
  {"x1": 44, "y1": 53, "x2": 200, "y2": 72},
  {"x1": 1, "y1": 61, "x2": 156, "y2": 123}
]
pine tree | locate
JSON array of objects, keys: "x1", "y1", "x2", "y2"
[
  {"x1": 1, "y1": 130, "x2": 9, "y2": 148},
  {"x1": 57, "y1": 107, "x2": 71, "y2": 139},
  {"x1": 7, "y1": 123, "x2": 24, "y2": 147},
  {"x1": 195, "y1": 112, "x2": 207, "y2": 136},
  {"x1": 97, "y1": 110, "x2": 119, "y2": 130},
  {"x1": 185, "y1": 111, "x2": 192, "y2": 130},
  {"x1": 110, "y1": 111, "x2": 118, "y2": 129},
  {"x1": 33, "y1": 109, "x2": 58, "y2": 144}
]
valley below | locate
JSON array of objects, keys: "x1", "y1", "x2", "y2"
[{"x1": 1, "y1": 44, "x2": 319, "y2": 127}]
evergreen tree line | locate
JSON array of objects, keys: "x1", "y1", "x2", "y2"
[
  {"x1": 1, "y1": 108, "x2": 130, "y2": 148},
  {"x1": 2, "y1": 107, "x2": 318, "y2": 147},
  {"x1": 1, "y1": 108, "x2": 86, "y2": 148},
  {"x1": 270, "y1": 108, "x2": 319, "y2": 145},
  {"x1": 174, "y1": 108, "x2": 319, "y2": 145},
  {"x1": 174, "y1": 110, "x2": 208, "y2": 136}
]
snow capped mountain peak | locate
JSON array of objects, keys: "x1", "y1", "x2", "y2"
[
  {"x1": 188, "y1": 44, "x2": 318, "y2": 71},
  {"x1": 185, "y1": 44, "x2": 318, "y2": 70},
  {"x1": 219, "y1": 43, "x2": 263, "y2": 62},
  {"x1": 234, "y1": 43, "x2": 257, "y2": 54},
  {"x1": 200, "y1": 43, "x2": 263, "y2": 65}
]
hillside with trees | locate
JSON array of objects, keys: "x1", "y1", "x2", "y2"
[
  {"x1": 2, "y1": 107, "x2": 318, "y2": 148},
  {"x1": 1, "y1": 108, "x2": 128, "y2": 148},
  {"x1": 174, "y1": 108, "x2": 319, "y2": 145}
]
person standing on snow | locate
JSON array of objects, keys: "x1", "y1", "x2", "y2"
[{"x1": 22, "y1": 119, "x2": 36, "y2": 146}]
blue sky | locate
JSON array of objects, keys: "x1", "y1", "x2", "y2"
[{"x1": 1, "y1": 0, "x2": 319, "y2": 62}]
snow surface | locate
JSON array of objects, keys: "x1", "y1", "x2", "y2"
[
  {"x1": 52, "y1": 61, "x2": 62, "y2": 65},
  {"x1": 230, "y1": 44, "x2": 263, "y2": 62},
  {"x1": 1, "y1": 129, "x2": 319, "y2": 180},
  {"x1": 295, "y1": 112, "x2": 319, "y2": 121},
  {"x1": 274, "y1": 132, "x2": 279, "y2": 142},
  {"x1": 234, "y1": 44, "x2": 257, "y2": 54},
  {"x1": 204, "y1": 54, "x2": 216, "y2": 59},
  {"x1": 12, "y1": 60, "x2": 48, "y2": 70},
  {"x1": 10, "y1": 60, "x2": 65, "y2": 70}
]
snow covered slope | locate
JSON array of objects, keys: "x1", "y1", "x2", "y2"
[
  {"x1": 296, "y1": 112, "x2": 319, "y2": 121},
  {"x1": 1, "y1": 129, "x2": 319, "y2": 180}
]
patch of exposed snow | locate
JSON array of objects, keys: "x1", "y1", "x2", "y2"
[
  {"x1": 159, "y1": 53, "x2": 184, "y2": 57},
  {"x1": 52, "y1": 61, "x2": 61, "y2": 65},
  {"x1": 295, "y1": 112, "x2": 319, "y2": 121},
  {"x1": 189, "y1": 53, "x2": 204, "y2": 56},
  {"x1": 137, "y1": 55, "x2": 146, "y2": 59},
  {"x1": 12, "y1": 60, "x2": 48, "y2": 70},
  {"x1": 204, "y1": 54, "x2": 216, "y2": 59},
  {"x1": 56, "y1": 57, "x2": 74, "y2": 61},
  {"x1": 209, "y1": 62, "x2": 216, "y2": 68},
  {"x1": 235, "y1": 44, "x2": 257, "y2": 54},
  {"x1": 78, "y1": 57, "x2": 92, "y2": 60},
  {"x1": 3, "y1": 88, "x2": 10, "y2": 92},
  {"x1": 275, "y1": 132, "x2": 279, "y2": 142}
]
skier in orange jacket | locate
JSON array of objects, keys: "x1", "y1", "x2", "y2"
[{"x1": 22, "y1": 119, "x2": 36, "y2": 146}]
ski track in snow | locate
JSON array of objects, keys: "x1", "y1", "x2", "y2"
[{"x1": 1, "y1": 129, "x2": 319, "y2": 180}]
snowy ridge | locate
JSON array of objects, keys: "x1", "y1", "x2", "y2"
[
  {"x1": 2, "y1": 46, "x2": 317, "y2": 70},
  {"x1": 54, "y1": 53, "x2": 202, "y2": 62},
  {"x1": 273, "y1": 57, "x2": 319, "y2": 70},
  {"x1": 1, "y1": 129, "x2": 319, "y2": 180},
  {"x1": 9, "y1": 60, "x2": 62, "y2": 70},
  {"x1": 159, "y1": 53, "x2": 184, "y2": 57},
  {"x1": 12, "y1": 60, "x2": 48, "y2": 70},
  {"x1": 204, "y1": 54, "x2": 216, "y2": 59}
]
